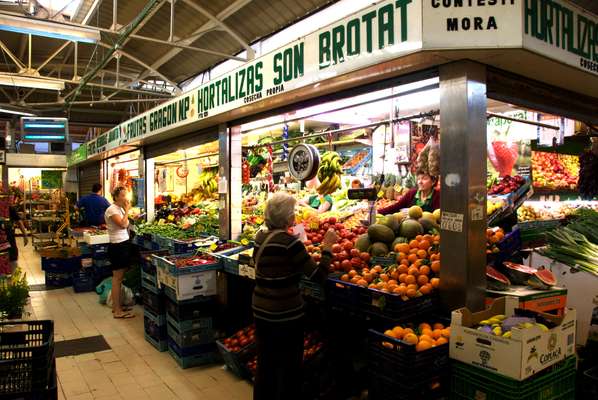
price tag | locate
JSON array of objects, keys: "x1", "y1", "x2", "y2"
[
  {"x1": 240, "y1": 238, "x2": 249, "y2": 246},
  {"x1": 239, "y1": 264, "x2": 256, "y2": 280},
  {"x1": 209, "y1": 243, "x2": 218, "y2": 251},
  {"x1": 440, "y1": 212, "x2": 464, "y2": 233},
  {"x1": 377, "y1": 190, "x2": 384, "y2": 198}
]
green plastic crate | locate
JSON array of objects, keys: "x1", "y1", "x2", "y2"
[{"x1": 451, "y1": 356, "x2": 576, "y2": 400}]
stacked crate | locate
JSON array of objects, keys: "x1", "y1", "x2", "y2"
[
  {"x1": 41, "y1": 256, "x2": 81, "y2": 287},
  {"x1": 141, "y1": 251, "x2": 169, "y2": 351},
  {"x1": 89, "y1": 244, "x2": 112, "y2": 285}
]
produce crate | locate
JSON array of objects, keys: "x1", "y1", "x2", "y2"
[
  {"x1": 371, "y1": 256, "x2": 397, "y2": 267},
  {"x1": 44, "y1": 272, "x2": 72, "y2": 288},
  {"x1": 142, "y1": 288, "x2": 165, "y2": 315},
  {"x1": 90, "y1": 244, "x2": 109, "y2": 256},
  {"x1": 154, "y1": 253, "x2": 222, "y2": 276},
  {"x1": 139, "y1": 250, "x2": 169, "y2": 275},
  {"x1": 158, "y1": 268, "x2": 218, "y2": 301},
  {"x1": 141, "y1": 270, "x2": 159, "y2": 293},
  {"x1": 131, "y1": 235, "x2": 144, "y2": 247},
  {"x1": 144, "y1": 332, "x2": 168, "y2": 353},
  {"x1": 167, "y1": 340, "x2": 220, "y2": 367},
  {"x1": 41, "y1": 256, "x2": 81, "y2": 273},
  {"x1": 370, "y1": 372, "x2": 448, "y2": 400},
  {"x1": 214, "y1": 245, "x2": 253, "y2": 275},
  {"x1": 299, "y1": 277, "x2": 325, "y2": 301},
  {"x1": 166, "y1": 312, "x2": 213, "y2": 333},
  {"x1": 166, "y1": 320, "x2": 216, "y2": 349},
  {"x1": 0, "y1": 321, "x2": 55, "y2": 396},
  {"x1": 144, "y1": 308, "x2": 167, "y2": 342},
  {"x1": 72, "y1": 269, "x2": 96, "y2": 293},
  {"x1": 79, "y1": 244, "x2": 92, "y2": 256},
  {"x1": 450, "y1": 355, "x2": 576, "y2": 400},
  {"x1": 368, "y1": 328, "x2": 449, "y2": 380},
  {"x1": 216, "y1": 340, "x2": 256, "y2": 379},
  {"x1": 326, "y1": 276, "x2": 439, "y2": 322},
  {"x1": 164, "y1": 294, "x2": 217, "y2": 322},
  {"x1": 582, "y1": 365, "x2": 598, "y2": 399}
]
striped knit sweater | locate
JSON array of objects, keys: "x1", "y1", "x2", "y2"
[{"x1": 252, "y1": 229, "x2": 332, "y2": 322}]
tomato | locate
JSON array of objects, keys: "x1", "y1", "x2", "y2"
[
  {"x1": 313, "y1": 253, "x2": 321, "y2": 262},
  {"x1": 328, "y1": 217, "x2": 337, "y2": 224},
  {"x1": 351, "y1": 257, "x2": 362, "y2": 267},
  {"x1": 343, "y1": 242, "x2": 353, "y2": 251},
  {"x1": 333, "y1": 261, "x2": 341, "y2": 270},
  {"x1": 322, "y1": 223, "x2": 330, "y2": 230},
  {"x1": 304, "y1": 240, "x2": 312, "y2": 246},
  {"x1": 339, "y1": 250, "x2": 349, "y2": 261},
  {"x1": 360, "y1": 252, "x2": 371, "y2": 263},
  {"x1": 350, "y1": 248, "x2": 361, "y2": 258},
  {"x1": 332, "y1": 244, "x2": 342, "y2": 253},
  {"x1": 341, "y1": 260, "x2": 352, "y2": 271}
]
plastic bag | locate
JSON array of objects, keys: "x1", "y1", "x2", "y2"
[
  {"x1": 96, "y1": 277, "x2": 112, "y2": 304},
  {"x1": 106, "y1": 285, "x2": 135, "y2": 308}
]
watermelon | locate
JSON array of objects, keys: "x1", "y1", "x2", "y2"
[
  {"x1": 503, "y1": 262, "x2": 537, "y2": 285},
  {"x1": 486, "y1": 265, "x2": 511, "y2": 291},
  {"x1": 527, "y1": 267, "x2": 556, "y2": 290}
]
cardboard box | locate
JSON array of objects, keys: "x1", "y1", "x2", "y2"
[
  {"x1": 157, "y1": 267, "x2": 217, "y2": 301},
  {"x1": 485, "y1": 286, "x2": 567, "y2": 316},
  {"x1": 450, "y1": 296, "x2": 576, "y2": 381},
  {"x1": 83, "y1": 232, "x2": 110, "y2": 245}
]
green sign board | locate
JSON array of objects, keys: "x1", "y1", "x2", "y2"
[
  {"x1": 67, "y1": 144, "x2": 87, "y2": 167},
  {"x1": 41, "y1": 170, "x2": 63, "y2": 189}
]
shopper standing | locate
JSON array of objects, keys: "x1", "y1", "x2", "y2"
[
  {"x1": 7, "y1": 204, "x2": 28, "y2": 272},
  {"x1": 77, "y1": 183, "x2": 111, "y2": 226},
  {"x1": 105, "y1": 186, "x2": 134, "y2": 319},
  {"x1": 252, "y1": 192, "x2": 337, "y2": 400}
]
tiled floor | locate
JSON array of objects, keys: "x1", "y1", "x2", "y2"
[{"x1": 17, "y1": 239, "x2": 253, "y2": 400}]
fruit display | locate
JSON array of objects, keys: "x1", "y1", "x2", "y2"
[
  {"x1": 578, "y1": 146, "x2": 598, "y2": 199},
  {"x1": 196, "y1": 167, "x2": 219, "y2": 200},
  {"x1": 342, "y1": 149, "x2": 371, "y2": 170},
  {"x1": 488, "y1": 175, "x2": 526, "y2": 195},
  {"x1": 382, "y1": 321, "x2": 450, "y2": 351},
  {"x1": 486, "y1": 265, "x2": 511, "y2": 290},
  {"x1": 502, "y1": 262, "x2": 556, "y2": 289},
  {"x1": 316, "y1": 151, "x2": 343, "y2": 195},
  {"x1": 488, "y1": 140, "x2": 519, "y2": 177},
  {"x1": 475, "y1": 313, "x2": 552, "y2": 338},
  {"x1": 221, "y1": 325, "x2": 256, "y2": 353},
  {"x1": 163, "y1": 253, "x2": 219, "y2": 269},
  {"x1": 340, "y1": 233, "x2": 441, "y2": 299},
  {"x1": 485, "y1": 227, "x2": 505, "y2": 254},
  {"x1": 487, "y1": 198, "x2": 506, "y2": 216},
  {"x1": 416, "y1": 137, "x2": 440, "y2": 176},
  {"x1": 532, "y1": 151, "x2": 578, "y2": 190}
]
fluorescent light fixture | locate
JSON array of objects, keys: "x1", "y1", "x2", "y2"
[
  {"x1": 0, "y1": 13, "x2": 100, "y2": 43},
  {"x1": 0, "y1": 106, "x2": 35, "y2": 116},
  {"x1": 24, "y1": 123, "x2": 65, "y2": 128},
  {"x1": 25, "y1": 135, "x2": 65, "y2": 140},
  {"x1": 0, "y1": 74, "x2": 65, "y2": 90}
]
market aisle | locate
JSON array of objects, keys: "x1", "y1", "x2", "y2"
[{"x1": 17, "y1": 239, "x2": 253, "y2": 400}]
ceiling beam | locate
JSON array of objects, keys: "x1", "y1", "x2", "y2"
[{"x1": 0, "y1": 39, "x2": 26, "y2": 70}]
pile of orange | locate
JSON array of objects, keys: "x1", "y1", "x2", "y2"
[
  {"x1": 339, "y1": 234, "x2": 440, "y2": 300},
  {"x1": 383, "y1": 322, "x2": 451, "y2": 352},
  {"x1": 486, "y1": 227, "x2": 505, "y2": 254}
]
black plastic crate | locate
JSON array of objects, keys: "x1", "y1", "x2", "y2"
[
  {"x1": 216, "y1": 340, "x2": 256, "y2": 379},
  {"x1": 167, "y1": 338, "x2": 219, "y2": 358},
  {"x1": 326, "y1": 276, "x2": 439, "y2": 323},
  {"x1": 142, "y1": 288, "x2": 165, "y2": 315},
  {"x1": 139, "y1": 249, "x2": 169, "y2": 275},
  {"x1": 91, "y1": 263, "x2": 112, "y2": 285},
  {"x1": 44, "y1": 272, "x2": 72, "y2": 288},
  {"x1": 90, "y1": 244, "x2": 109, "y2": 257},
  {"x1": 41, "y1": 257, "x2": 81, "y2": 273},
  {"x1": 0, "y1": 360, "x2": 58, "y2": 400},
  {"x1": 0, "y1": 321, "x2": 55, "y2": 396},
  {"x1": 144, "y1": 309, "x2": 167, "y2": 342},
  {"x1": 367, "y1": 328, "x2": 449, "y2": 381},
  {"x1": 165, "y1": 295, "x2": 217, "y2": 322},
  {"x1": 583, "y1": 365, "x2": 598, "y2": 399},
  {"x1": 72, "y1": 269, "x2": 95, "y2": 293},
  {"x1": 369, "y1": 372, "x2": 448, "y2": 400},
  {"x1": 167, "y1": 319, "x2": 216, "y2": 349}
]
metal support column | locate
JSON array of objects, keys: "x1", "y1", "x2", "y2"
[
  {"x1": 439, "y1": 61, "x2": 487, "y2": 312},
  {"x1": 218, "y1": 123, "x2": 231, "y2": 240}
]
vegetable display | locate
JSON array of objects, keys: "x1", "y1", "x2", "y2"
[{"x1": 578, "y1": 148, "x2": 598, "y2": 199}]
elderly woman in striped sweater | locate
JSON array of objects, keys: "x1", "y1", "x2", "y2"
[{"x1": 252, "y1": 192, "x2": 338, "y2": 400}]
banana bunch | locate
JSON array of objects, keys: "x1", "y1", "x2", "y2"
[
  {"x1": 317, "y1": 151, "x2": 342, "y2": 195},
  {"x1": 196, "y1": 168, "x2": 218, "y2": 199}
]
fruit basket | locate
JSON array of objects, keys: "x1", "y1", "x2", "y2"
[
  {"x1": 212, "y1": 243, "x2": 253, "y2": 275},
  {"x1": 216, "y1": 325, "x2": 257, "y2": 379},
  {"x1": 153, "y1": 253, "x2": 221, "y2": 275}
]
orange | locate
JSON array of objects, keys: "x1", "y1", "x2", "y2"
[
  {"x1": 407, "y1": 284, "x2": 418, "y2": 291},
  {"x1": 417, "y1": 275, "x2": 429, "y2": 286},
  {"x1": 393, "y1": 286, "x2": 406, "y2": 296},
  {"x1": 435, "y1": 337, "x2": 448, "y2": 346},
  {"x1": 421, "y1": 328, "x2": 433, "y2": 337},
  {"x1": 384, "y1": 329, "x2": 397, "y2": 338},
  {"x1": 363, "y1": 273, "x2": 374, "y2": 283},
  {"x1": 397, "y1": 264, "x2": 409, "y2": 274},
  {"x1": 388, "y1": 279, "x2": 398, "y2": 286},
  {"x1": 369, "y1": 283, "x2": 377, "y2": 289},
  {"x1": 396, "y1": 252, "x2": 407, "y2": 261},
  {"x1": 403, "y1": 333, "x2": 418, "y2": 345},
  {"x1": 433, "y1": 323, "x2": 445, "y2": 330},
  {"x1": 409, "y1": 240, "x2": 419, "y2": 249},
  {"x1": 392, "y1": 326, "x2": 405, "y2": 339},
  {"x1": 494, "y1": 231, "x2": 505, "y2": 241},
  {"x1": 419, "y1": 284, "x2": 432, "y2": 295},
  {"x1": 416, "y1": 340, "x2": 433, "y2": 352},
  {"x1": 399, "y1": 273, "x2": 408, "y2": 283},
  {"x1": 390, "y1": 270, "x2": 399, "y2": 280},
  {"x1": 395, "y1": 243, "x2": 410, "y2": 254},
  {"x1": 419, "y1": 334, "x2": 434, "y2": 343},
  {"x1": 486, "y1": 228, "x2": 494, "y2": 237},
  {"x1": 407, "y1": 254, "x2": 418, "y2": 264},
  {"x1": 341, "y1": 274, "x2": 350, "y2": 282},
  {"x1": 415, "y1": 235, "x2": 423, "y2": 241},
  {"x1": 376, "y1": 282, "x2": 386, "y2": 290},
  {"x1": 419, "y1": 265, "x2": 431, "y2": 276},
  {"x1": 406, "y1": 288, "x2": 417, "y2": 298},
  {"x1": 418, "y1": 240, "x2": 431, "y2": 250},
  {"x1": 356, "y1": 279, "x2": 368, "y2": 287},
  {"x1": 400, "y1": 259, "x2": 410, "y2": 267},
  {"x1": 408, "y1": 266, "x2": 419, "y2": 276},
  {"x1": 372, "y1": 265, "x2": 383, "y2": 273},
  {"x1": 348, "y1": 270, "x2": 358, "y2": 278},
  {"x1": 441, "y1": 328, "x2": 451, "y2": 338},
  {"x1": 387, "y1": 284, "x2": 398, "y2": 292},
  {"x1": 409, "y1": 248, "x2": 418, "y2": 255},
  {"x1": 430, "y1": 253, "x2": 439, "y2": 261},
  {"x1": 405, "y1": 275, "x2": 416, "y2": 285},
  {"x1": 432, "y1": 329, "x2": 442, "y2": 339},
  {"x1": 430, "y1": 277, "x2": 440, "y2": 288},
  {"x1": 403, "y1": 328, "x2": 414, "y2": 335},
  {"x1": 419, "y1": 322, "x2": 432, "y2": 331},
  {"x1": 379, "y1": 273, "x2": 389, "y2": 282},
  {"x1": 423, "y1": 234, "x2": 433, "y2": 241},
  {"x1": 431, "y1": 261, "x2": 441, "y2": 274},
  {"x1": 350, "y1": 277, "x2": 360, "y2": 284},
  {"x1": 416, "y1": 249, "x2": 428, "y2": 259}
]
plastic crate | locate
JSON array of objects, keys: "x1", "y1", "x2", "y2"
[
  {"x1": 72, "y1": 269, "x2": 95, "y2": 293},
  {"x1": 144, "y1": 332, "x2": 167, "y2": 353},
  {"x1": 41, "y1": 257, "x2": 81, "y2": 273},
  {"x1": 166, "y1": 313, "x2": 213, "y2": 333},
  {"x1": 582, "y1": 365, "x2": 598, "y2": 399},
  {"x1": 164, "y1": 294, "x2": 217, "y2": 322},
  {"x1": 167, "y1": 340, "x2": 220, "y2": 367},
  {"x1": 141, "y1": 270, "x2": 159, "y2": 293},
  {"x1": 144, "y1": 309, "x2": 167, "y2": 341},
  {"x1": 91, "y1": 263, "x2": 112, "y2": 285},
  {"x1": 139, "y1": 250, "x2": 169, "y2": 275},
  {"x1": 0, "y1": 321, "x2": 55, "y2": 395},
  {"x1": 369, "y1": 372, "x2": 448, "y2": 400},
  {"x1": 216, "y1": 340, "x2": 256, "y2": 379},
  {"x1": 44, "y1": 272, "x2": 72, "y2": 287},
  {"x1": 79, "y1": 244, "x2": 93, "y2": 256},
  {"x1": 166, "y1": 319, "x2": 215, "y2": 349},
  {"x1": 299, "y1": 277, "x2": 325, "y2": 301},
  {"x1": 450, "y1": 356, "x2": 576, "y2": 400},
  {"x1": 0, "y1": 360, "x2": 58, "y2": 400},
  {"x1": 92, "y1": 258, "x2": 111, "y2": 267},
  {"x1": 90, "y1": 244, "x2": 109, "y2": 257},
  {"x1": 154, "y1": 253, "x2": 222, "y2": 276},
  {"x1": 326, "y1": 276, "x2": 439, "y2": 322},
  {"x1": 367, "y1": 328, "x2": 449, "y2": 381},
  {"x1": 142, "y1": 288, "x2": 165, "y2": 315}
]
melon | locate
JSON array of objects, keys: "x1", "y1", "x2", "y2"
[
  {"x1": 399, "y1": 219, "x2": 424, "y2": 239},
  {"x1": 503, "y1": 262, "x2": 537, "y2": 285},
  {"x1": 369, "y1": 242, "x2": 389, "y2": 257},
  {"x1": 433, "y1": 209, "x2": 441, "y2": 222},
  {"x1": 486, "y1": 265, "x2": 511, "y2": 291},
  {"x1": 408, "y1": 205, "x2": 423, "y2": 220},
  {"x1": 418, "y1": 218, "x2": 439, "y2": 233},
  {"x1": 527, "y1": 267, "x2": 555, "y2": 290},
  {"x1": 355, "y1": 234, "x2": 371, "y2": 253},
  {"x1": 384, "y1": 214, "x2": 401, "y2": 234},
  {"x1": 368, "y1": 224, "x2": 395, "y2": 244},
  {"x1": 421, "y1": 211, "x2": 435, "y2": 221}
]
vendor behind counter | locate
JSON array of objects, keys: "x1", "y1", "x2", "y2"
[{"x1": 378, "y1": 172, "x2": 440, "y2": 214}]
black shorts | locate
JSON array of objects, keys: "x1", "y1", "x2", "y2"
[{"x1": 107, "y1": 240, "x2": 132, "y2": 271}]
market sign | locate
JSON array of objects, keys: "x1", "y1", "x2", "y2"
[
  {"x1": 523, "y1": 0, "x2": 598, "y2": 75},
  {"x1": 67, "y1": 143, "x2": 87, "y2": 167}
]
